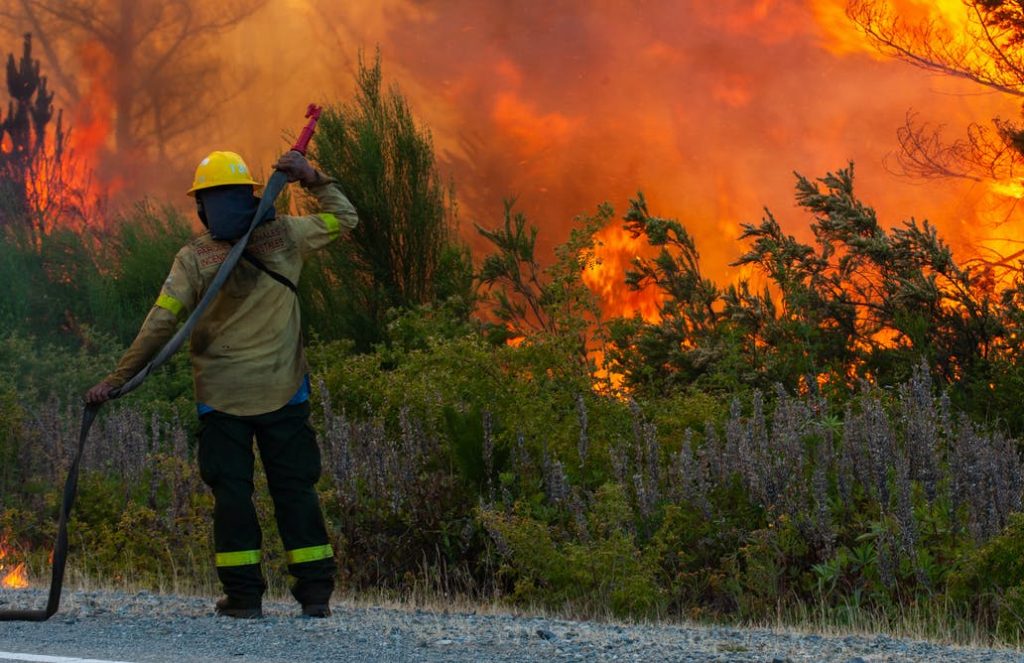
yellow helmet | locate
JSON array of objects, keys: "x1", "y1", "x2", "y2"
[{"x1": 187, "y1": 150, "x2": 260, "y2": 195}]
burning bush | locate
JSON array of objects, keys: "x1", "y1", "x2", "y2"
[{"x1": 604, "y1": 164, "x2": 1024, "y2": 434}]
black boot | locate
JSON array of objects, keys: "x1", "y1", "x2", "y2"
[
  {"x1": 215, "y1": 596, "x2": 263, "y2": 619},
  {"x1": 301, "y1": 603, "x2": 331, "y2": 618}
]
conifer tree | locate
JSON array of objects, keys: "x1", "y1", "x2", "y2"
[{"x1": 0, "y1": 32, "x2": 63, "y2": 235}]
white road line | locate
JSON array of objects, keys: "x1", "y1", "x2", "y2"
[{"x1": 0, "y1": 653, "x2": 136, "y2": 663}]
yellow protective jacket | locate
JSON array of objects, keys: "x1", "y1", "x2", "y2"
[{"x1": 104, "y1": 179, "x2": 358, "y2": 416}]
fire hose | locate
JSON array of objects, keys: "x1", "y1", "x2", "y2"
[{"x1": 0, "y1": 104, "x2": 324, "y2": 622}]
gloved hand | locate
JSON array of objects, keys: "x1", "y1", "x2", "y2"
[
  {"x1": 273, "y1": 150, "x2": 319, "y2": 185},
  {"x1": 84, "y1": 381, "x2": 116, "y2": 405}
]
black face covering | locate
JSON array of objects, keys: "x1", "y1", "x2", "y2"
[{"x1": 196, "y1": 185, "x2": 275, "y2": 241}]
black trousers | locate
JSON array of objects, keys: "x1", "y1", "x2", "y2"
[{"x1": 197, "y1": 401, "x2": 335, "y2": 605}]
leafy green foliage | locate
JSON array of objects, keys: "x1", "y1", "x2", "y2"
[
  {"x1": 0, "y1": 202, "x2": 191, "y2": 348},
  {"x1": 608, "y1": 191, "x2": 740, "y2": 393},
  {"x1": 480, "y1": 484, "x2": 665, "y2": 617},
  {"x1": 0, "y1": 381, "x2": 24, "y2": 497},
  {"x1": 86, "y1": 202, "x2": 194, "y2": 344},
  {"x1": 948, "y1": 513, "x2": 1024, "y2": 640}
]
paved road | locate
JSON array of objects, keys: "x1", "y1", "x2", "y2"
[{"x1": 1, "y1": 589, "x2": 1022, "y2": 662}]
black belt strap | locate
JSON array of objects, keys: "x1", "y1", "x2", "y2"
[{"x1": 242, "y1": 251, "x2": 298, "y2": 293}]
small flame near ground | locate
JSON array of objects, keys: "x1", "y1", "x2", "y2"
[{"x1": 0, "y1": 536, "x2": 29, "y2": 589}]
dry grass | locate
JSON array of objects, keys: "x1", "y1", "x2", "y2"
[{"x1": 752, "y1": 599, "x2": 1021, "y2": 651}]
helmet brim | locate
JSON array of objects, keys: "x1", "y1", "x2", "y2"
[{"x1": 187, "y1": 178, "x2": 262, "y2": 196}]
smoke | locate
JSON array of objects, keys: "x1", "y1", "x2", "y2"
[{"x1": 6, "y1": 1, "x2": 1023, "y2": 311}]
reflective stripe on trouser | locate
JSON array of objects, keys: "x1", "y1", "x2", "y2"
[
  {"x1": 286, "y1": 544, "x2": 333, "y2": 565},
  {"x1": 216, "y1": 549, "x2": 261, "y2": 567},
  {"x1": 198, "y1": 401, "x2": 335, "y2": 605}
]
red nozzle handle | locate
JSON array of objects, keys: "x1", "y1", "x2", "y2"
[{"x1": 290, "y1": 103, "x2": 323, "y2": 155}]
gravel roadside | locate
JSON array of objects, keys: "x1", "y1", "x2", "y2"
[{"x1": 1, "y1": 588, "x2": 1022, "y2": 662}]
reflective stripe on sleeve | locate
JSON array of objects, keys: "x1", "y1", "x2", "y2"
[
  {"x1": 155, "y1": 293, "x2": 184, "y2": 317},
  {"x1": 318, "y1": 213, "x2": 340, "y2": 239},
  {"x1": 286, "y1": 544, "x2": 334, "y2": 565},
  {"x1": 215, "y1": 549, "x2": 261, "y2": 567}
]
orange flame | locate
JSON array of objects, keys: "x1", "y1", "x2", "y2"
[
  {"x1": 583, "y1": 226, "x2": 663, "y2": 322},
  {"x1": 1, "y1": 563, "x2": 29, "y2": 590},
  {"x1": 814, "y1": 0, "x2": 982, "y2": 58},
  {"x1": 0, "y1": 536, "x2": 29, "y2": 590},
  {"x1": 813, "y1": 0, "x2": 1024, "y2": 289},
  {"x1": 72, "y1": 40, "x2": 123, "y2": 198}
]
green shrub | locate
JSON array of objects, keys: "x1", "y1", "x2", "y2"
[
  {"x1": 727, "y1": 517, "x2": 814, "y2": 619},
  {"x1": 948, "y1": 513, "x2": 1024, "y2": 640},
  {"x1": 481, "y1": 484, "x2": 665, "y2": 617},
  {"x1": 0, "y1": 381, "x2": 24, "y2": 496},
  {"x1": 85, "y1": 202, "x2": 194, "y2": 344}
]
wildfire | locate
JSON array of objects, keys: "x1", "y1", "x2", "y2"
[
  {"x1": 298, "y1": 0, "x2": 1020, "y2": 326},
  {"x1": 0, "y1": 536, "x2": 29, "y2": 590},
  {"x1": 7, "y1": 1, "x2": 1024, "y2": 329},
  {"x1": 583, "y1": 226, "x2": 663, "y2": 322}
]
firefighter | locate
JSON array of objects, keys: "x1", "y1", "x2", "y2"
[{"x1": 85, "y1": 150, "x2": 358, "y2": 619}]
